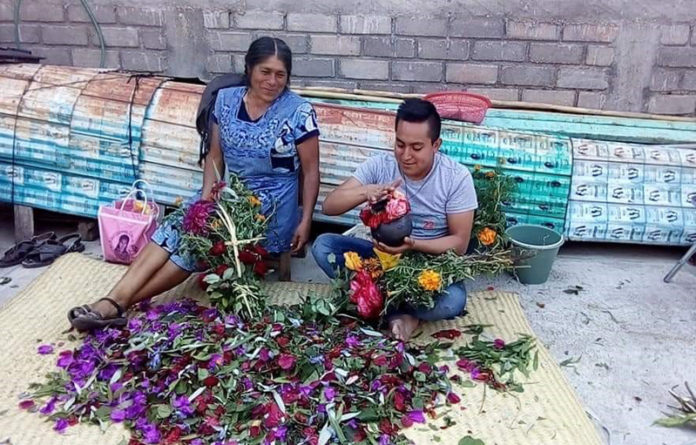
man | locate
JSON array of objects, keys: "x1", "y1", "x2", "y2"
[{"x1": 312, "y1": 98, "x2": 478, "y2": 341}]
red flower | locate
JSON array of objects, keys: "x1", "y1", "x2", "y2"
[
  {"x1": 163, "y1": 426, "x2": 182, "y2": 445},
  {"x1": 417, "y1": 362, "x2": 432, "y2": 374},
  {"x1": 197, "y1": 273, "x2": 209, "y2": 290},
  {"x1": 210, "y1": 181, "x2": 226, "y2": 201},
  {"x1": 249, "y1": 425, "x2": 262, "y2": 438},
  {"x1": 253, "y1": 261, "x2": 269, "y2": 276},
  {"x1": 209, "y1": 241, "x2": 226, "y2": 256},
  {"x1": 447, "y1": 392, "x2": 461, "y2": 404},
  {"x1": 252, "y1": 244, "x2": 270, "y2": 258},
  {"x1": 393, "y1": 391, "x2": 407, "y2": 412},
  {"x1": 215, "y1": 264, "x2": 229, "y2": 277},
  {"x1": 238, "y1": 250, "x2": 258, "y2": 265},
  {"x1": 263, "y1": 402, "x2": 285, "y2": 428},
  {"x1": 277, "y1": 353, "x2": 296, "y2": 370},
  {"x1": 183, "y1": 200, "x2": 215, "y2": 235},
  {"x1": 379, "y1": 419, "x2": 399, "y2": 435},
  {"x1": 349, "y1": 270, "x2": 383, "y2": 319},
  {"x1": 276, "y1": 336, "x2": 290, "y2": 347},
  {"x1": 431, "y1": 329, "x2": 462, "y2": 340},
  {"x1": 203, "y1": 375, "x2": 219, "y2": 387},
  {"x1": 385, "y1": 196, "x2": 410, "y2": 220}
]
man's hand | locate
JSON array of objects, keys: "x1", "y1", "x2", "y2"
[
  {"x1": 291, "y1": 219, "x2": 311, "y2": 254},
  {"x1": 365, "y1": 179, "x2": 402, "y2": 204},
  {"x1": 373, "y1": 237, "x2": 415, "y2": 255}
]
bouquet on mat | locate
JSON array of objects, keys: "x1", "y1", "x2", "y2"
[{"x1": 176, "y1": 176, "x2": 272, "y2": 320}]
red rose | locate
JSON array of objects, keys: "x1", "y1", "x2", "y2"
[
  {"x1": 277, "y1": 353, "x2": 296, "y2": 370},
  {"x1": 263, "y1": 402, "x2": 284, "y2": 428},
  {"x1": 252, "y1": 244, "x2": 270, "y2": 258},
  {"x1": 385, "y1": 196, "x2": 410, "y2": 221},
  {"x1": 276, "y1": 336, "x2": 290, "y2": 347},
  {"x1": 253, "y1": 261, "x2": 269, "y2": 276},
  {"x1": 209, "y1": 241, "x2": 226, "y2": 256},
  {"x1": 393, "y1": 391, "x2": 407, "y2": 412},
  {"x1": 249, "y1": 425, "x2": 261, "y2": 438},
  {"x1": 349, "y1": 270, "x2": 383, "y2": 319},
  {"x1": 203, "y1": 375, "x2": 219, "y2": 387},
  {"x1": 431, "y1": 329, "x2": 462, "y2": 340},
  {"x1": 238, "y1": 250, "x2": 258, "y2": 265},
  {"x1": 215, "y1": 264, "x2": 229, "y2": 277}
]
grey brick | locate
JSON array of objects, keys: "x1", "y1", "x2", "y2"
[
  {"x1": 287, "y1": 13, "x2": 336, "y2": 33},
  {"x1": 99, "y1": 27, "x2": 139, "y2": 48},
  {"x1": 235, "y1": 11, "x2": 283, "y2": 30},
  {"x1": 363, "y1": 36, "x2": 415, "y2": 57},
  {"x1": 117, "y1": 7, "x2": 162, "y2": 26},
  {"x1": 466, "y1": 87, "x2": 519, "y2": 101},
  {"x1": 450, "y1": 18, "x2": 504, "y2": 38},
  {"x1": 563, "y1": 23, "x2": 618, "y2": 42},
  {"x1": 530, "y1": 43, "x2": 584, "y2": 64},
  {"x1": 472, "y1": 41, "x2": 526, "y2": 62},
  {"x1": 501, "y1": 65, "x2": 555, "y2": 86},
  {"x1": 359, "y1": 81, "x2": 413, "y2": 93},
  {"x1": 647, "y1": 94, "x2": 696, "y2": 114},
  {"x1": 141, "y1": 30, "x2": 167, "y2": 50},
  {"x1": 206, "y1": 54, "x2": 232, "y2": 73},
  {"x1": 660, "y1": 24, "x2": 690, "y2": 45},
  {"x1": 506, "y1": 20, "x2": 559, "y2": 40},
  {"x1": 203, "y1": 11, "x2": 230, "y2": 29},
  {"x1": 305, "y1": 79, "x2": 359, "y2": 89},
  {"x1": 232, "y1": 54, "x2": 246, "y2": 73},
  {"x1": 395, "y1": 17, "x2": 448, "y2": 37},
  {"x1": 392, "y1": 61, "x2": 442, "y2": 81},
  {"x1": 522, "y1": 89, "x2": 576, "y2": 106},
  {"x1": 0, "y1": 24, "x2": 40, "y2": 43},
  {"x1": 19, "y1": 2, "x2": 64, "y2": 22},
  {"x1": 209, "y1": 31, "x2": 252, "y2": 52},
  {"x1": 418, "y1": 39, "x2": 469, "y2": 60},
  {"x1": 446, "y1": 63, "x2": 498, "y2": 84},
  {"x1": 120, "y1": 50, "x2": 165, "y2": 72},
  {"x1": 72, "y1": 48, "x2": 120, "y2": 68},
  {"x1": 682, "y1": 72, "x2": 696, "y2": 90},
  {"x1": 340, "y1": 59, "x2": 389, "y2": 80},
  {"x1": 557, "y1": 67, "x2": 609, "y2": 90},
  {"x1": 0, "y1": 3, "x2": 13, "y2": 22},
  {"x1": 293, "y1": 57, "x2": 335, "y2": 77},
  {"x1": 28, "y1": 46, "x2": 72, "y2": 65},
  {"x1": 253, "y1": 32, "x2": 308, "y2": 54},
  {"x1": 657, "y1": 47, "x2": 696, "y2": 67},
  {"x1": 67, "y1": 4, "x2": 116, "y2": 23},
  {"x1": 42, "y1": 25, "x2": 88, "y2": 45},
  {"x1": 650, "y1": 69, "x2": 681, "y2": 91},
  {"x1": 340, "y1": 15, "x2": 391, "y2": 34},
  {"x1": 577, "y1": 91, "x2": 606, "y2": 109},
  {"x1": 586, "y1": 46, "x2": 614, "y2": 66},
  {"x1": 311, "y1": 35, "x2": 360, "y2": 55},
  {"x1": 411, "y1": 83, "x2": 450, "y2": 93}
]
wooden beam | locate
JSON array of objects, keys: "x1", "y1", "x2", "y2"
[{"x1": 13, "y1": 205, "x2": 34, "y2": 242}]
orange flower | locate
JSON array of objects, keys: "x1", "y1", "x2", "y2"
[
  {"x1": 362, "y1": 257, "x2": 384, "y2": 279},
  {"x1": 343, "y1": 251, "x2": 363, "y2": 271},
  {"x1": 477, "y1": 227, "x2": 497, "y2": 246},
  {"x1": 255, "y1": 214, "x2": 266, "y2": 222},
  {"x1": 248, "y1": 195, "x2": 262, "y2": 207},
  {"x1": 474, "y1": 165, "x2": 482, "y2": 172},
  {"x1": 174, "y1": 196, "x2": 184, "y2": 207},
  {"x1": 418, "y1": 270, "x2": 441, "y2": 292},
  {"x1": 485, "y1": 171, "x2": 496, "y2": 179}
]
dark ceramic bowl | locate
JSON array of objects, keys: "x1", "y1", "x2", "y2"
[{"x1": 371, "y1": 214, "x2": 413, "y2": 247}]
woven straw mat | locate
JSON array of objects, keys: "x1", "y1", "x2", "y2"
[{"x1": 0, "y1": 254, "x2": 602, "y2": 445}]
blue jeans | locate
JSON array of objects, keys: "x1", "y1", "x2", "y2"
[{"x1": 311, "y1": 233, "x2": 467, "y2": 321}]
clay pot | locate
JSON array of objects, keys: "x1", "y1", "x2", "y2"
[{"x1": 371, "y1": 214, "x2": 413, "y2": 247}]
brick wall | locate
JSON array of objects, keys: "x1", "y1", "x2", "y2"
[{"x1": 2, "y1": 1, "x2": 695, "y2": 115}]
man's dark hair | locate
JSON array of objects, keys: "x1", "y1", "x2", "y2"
[{"x1": 395, "y1": 98, "x2": 441, "y2": 142}]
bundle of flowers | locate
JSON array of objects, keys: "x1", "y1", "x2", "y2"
[
  {"x1": 340, "y1": 249, "x2": 515, "y2": 320},
  {"x1": 470, "y1": 166, "x2": 515, "y2": 251},
  {"x1": 175, "y1": 176, "x2": 271, "y2": 320},
  {"x1": 24, "y1": 297, "x2": 464, "y2": 445},
  {"x1": 359, "y1": 191, "x2": 410, "y2": 230}
]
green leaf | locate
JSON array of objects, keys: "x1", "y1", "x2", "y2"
[
  {"x1": 458, "y1": 436, "x2": 486, "y2": 445},
  {"x1": 655, "y1": 414, "x2": 696, "y2": 428},
  {"x1": 155, "y1": 404, "x2": 172, "y2": 419}
]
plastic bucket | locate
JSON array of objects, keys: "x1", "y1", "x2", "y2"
[{"x1": 506, "y1": 224, "x2": 564, "y2": 285}]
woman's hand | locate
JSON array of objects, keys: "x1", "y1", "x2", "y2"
[{"x1": 291, "y1": 219, "x2": 311, "y2": 254}]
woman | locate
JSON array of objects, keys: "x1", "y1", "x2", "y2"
[{"x1": 68, "y1": 37, "x2": 320, "y2": 331}]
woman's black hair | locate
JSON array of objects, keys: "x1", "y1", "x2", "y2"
[{"x1": 244, "y1": 37, "x2": 292, "y2": 82}]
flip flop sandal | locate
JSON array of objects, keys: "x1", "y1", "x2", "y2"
[
  {"x1": 0, "y1": 232, "x2": 57, "y2": 268},
  {"x1": 21, "y1": 233, "x2": 85, "y2": 268},
  {"x1": 68, "y1": 297, "x2": 127, "y2": 332}
]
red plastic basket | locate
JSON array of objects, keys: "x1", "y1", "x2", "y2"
[{"x1": 424, "y1": 92, "x2": 492, "y2": 124}]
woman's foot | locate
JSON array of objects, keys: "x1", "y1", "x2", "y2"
[
  {"x1": 67, "y1": 297, "x2": 128, "y2": 331},
  {"x1": 388, "y1": 314, "x2": 420, "y2": 342}
]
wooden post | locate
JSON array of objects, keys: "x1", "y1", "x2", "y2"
[
  {"x1": 278, "y1": 251, "x2": 292, "y2": 282},
  {"x1": 14, "y1": 205, "x2": 34, "y2": 242}
]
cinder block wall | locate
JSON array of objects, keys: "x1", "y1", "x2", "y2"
[{"x1": 2, "y1": 0, "x2": 695, "y2": 115}]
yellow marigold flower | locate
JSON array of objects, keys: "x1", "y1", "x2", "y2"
[
  {"x1": 255, "y1": 214, "x2": 266, "y2": 222},
  {"x1": 485, "y1": 171, "x2": 496, "y2": 179},
  {"x1": 174, "y1": 196, "x2": 184, "y2": 207},
  {"x1": 343, "y1": 251, "x2": 363, "y2": 271},
  {"x1": 418, "y1": 269, "x2": 441, "y2": 292},
  {"x1": 248, "y1": 195, "x2": 262, "y2": 207},
  {"x1": 474, "y1": 164, "x2": 482, "y2": 171},
  {"x1": 477, "y1": 227, "x2": 497, "y2": 246},
  {"x1": 373, "y1": 248, "x2": 400, "y2": 271}
]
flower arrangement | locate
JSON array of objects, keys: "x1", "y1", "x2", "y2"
[
  {"x1": 340, "y1": 249, "x2": 515, "y2": 320},
  {"x1": 470, "y1": 165, "x2": 516, "y2": 251},
  {"x1": 175, "y1": 176, "x2": 272, "y2": 320},
  {"x1": 359, "y1": 191, "x2": 410, "y2": 230}
]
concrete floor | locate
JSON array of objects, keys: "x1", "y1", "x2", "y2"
[{"x1": 1, "y1": 207, "x2": 695, "y2": 445}]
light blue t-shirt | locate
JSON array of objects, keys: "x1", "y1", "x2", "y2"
[{"x1": 353, "y1": 153, "x2": 478, "y2": 239}]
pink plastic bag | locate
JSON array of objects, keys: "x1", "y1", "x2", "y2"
[{"x1": 98, "y1": 180, "x2": 159, "y2": 265}]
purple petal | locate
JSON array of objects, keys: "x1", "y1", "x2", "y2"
[
  {"x1": 110, "y1": 409, "x2": 126, "y2": 422},
  {"x1": 53, "y1": 418, "x2": 69, "y2": 433},
  {"x1": 37, "y1": 344, "x2": 54, "y2": 355},
  {"x1": 407, "y1": 410, "x2": 426, "y2": 424}
]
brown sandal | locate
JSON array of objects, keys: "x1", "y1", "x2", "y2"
[{"x1": 68, "y1": 297, "x2": 127, "y2": 331}]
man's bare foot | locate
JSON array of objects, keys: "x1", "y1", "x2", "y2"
[{"x1": 388, "y1": 314, "x2": 420, "y2": 342}]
